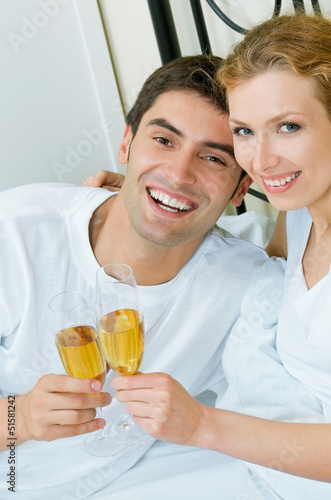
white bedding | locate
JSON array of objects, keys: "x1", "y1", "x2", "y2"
[
  {"x1": 218, "y1": 211, "x2": 275, "y2": 248},
  {"x1": 91, "y1": 440, "x2": 278, "y2": 500}
]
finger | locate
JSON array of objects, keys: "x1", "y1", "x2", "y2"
[
  {"x1": 92, "y1": 169, "x2": 109, "y2": 187},
  {"x1": 100, "y1": 170, "x2": 125, "y2": 188},
  {"x1": 82, "y1": 171, "x2": 125, "y2": 189},
  {"x1": 48, "y1": 407, "x2": 98, "y2": 426},
  {"x1": 40, "y1": 417, "x2": 106, "y2": 442},
  {"x1": 38, "y1": 374, "x2": 103, "y2": 394},
  {"x1": 128, "y1": 413, "x2": 170, "y2": 440},
  {"x1": 82, "y1": 175, "x2": 96, "y2": 187},
  {"x1": 112, "y1": 372, "x2": 165, "y2": 390},
  {"x1": 89, "y1": 169, "x2": 122, "y2": 188},
  {"x1": 130, "y1": 415, "x2": 158, "y2": 436},
  {"x1": 101, "y1": 185, "x2": 121, "y2": 193},
  {"x1": 82, "y1": 171, "x2": 110, "y2": 187},
  {"x1": 125, "y1": 401, "x2": 155, "y2": 418},
  {"x1": 42, "y1": 391, "x2": 111, "y2": 411},
  {"x1": 82, "y1": 170, "x2": 110, "y2": 187},
  {"x1": 115, "y1": 387, "x2": 165, "y2": 405}
]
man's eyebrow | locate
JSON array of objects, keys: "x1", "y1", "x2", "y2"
[
  {"x1": 147, "y1": 118, "x2": 183, "y2": 137},
  {"x1": 203, "y1": 142, "x2": 235, "y2": 159}
]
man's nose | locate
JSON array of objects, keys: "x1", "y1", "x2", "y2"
[{"x1": 164, "y1": 151, "x2": 197, "y2": 186}]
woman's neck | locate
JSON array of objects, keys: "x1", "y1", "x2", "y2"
[{"x1": 302, "y1": 212, "x2": 331, "y2": 289}]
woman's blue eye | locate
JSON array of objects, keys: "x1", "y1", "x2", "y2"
[
  {"x1": 279, "y1": 122, "x2": 300, "y2": 133},
  {"x1": 233, "y1": 127, "x2": 253, "y2": 136}
]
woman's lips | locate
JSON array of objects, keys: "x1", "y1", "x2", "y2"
[
  {"x1": 263, "y1": 171, "x2": 301, "y2": 187},
  {"x1": 260, "y1": 171, "x2": 301, "y2": 193}
]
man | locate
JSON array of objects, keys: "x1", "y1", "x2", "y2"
[{"x1": 0, "y1": 56, "x2": 267, "y2": 499}]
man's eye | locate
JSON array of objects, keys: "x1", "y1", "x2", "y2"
[
  {"x1": 204, "y1": 156, "x2": 223, "y2": 164},
  {"x1": 155, "y1": 137, "x2": 171, "y2": 146},
  {"x1": 203, "y1": 156, "x2": 229, "y2": 167},
  {"x1": 232, "y1": 127, "x2": 253, "y2": 137}
]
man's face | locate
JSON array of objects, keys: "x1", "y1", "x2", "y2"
[{"x1": 118, "y1": 90, "x2": 248, "y2": 249}]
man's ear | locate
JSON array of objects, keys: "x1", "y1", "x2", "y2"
[
  {"x1": 118, "y1": 125, "x2": 133, "y2": 164},
  {"x1": 230, "y1": 174, "x2": 253, "y2": 207}
]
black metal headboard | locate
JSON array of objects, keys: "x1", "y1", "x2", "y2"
[
  {"x1": 146, "y1": 0, "x2": 323, "y2": 213},
  {"x1": 147, "y1": 0, "x2": 323, "y2": 62}
]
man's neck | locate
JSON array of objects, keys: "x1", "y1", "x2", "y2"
[{"x1": 89, "y1": 193, "x2": 206, "y2": 286}]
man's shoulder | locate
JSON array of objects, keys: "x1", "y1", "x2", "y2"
[
  {"x1": 0, "y1": 183, "x2": 110, "y2": 222},
  {"x1": 209, "y1": 225, "x2": 267, "y2": 263}
]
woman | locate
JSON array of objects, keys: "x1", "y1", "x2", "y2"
[{"x1": 86, "y1": 14, "x2": 331, "y2": 498}]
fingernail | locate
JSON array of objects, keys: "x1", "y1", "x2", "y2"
[
  {"x1": 111, "y1": 377, "x2": 119, "y2": 388},
  {"x1": 98, "y1": 419, "x2": 106, "y2": 429},
  {"x1": 91, "y1": 381, "x2": 102, "y2": 392}
]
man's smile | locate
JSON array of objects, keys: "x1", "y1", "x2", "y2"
[{"x1": 147, "y1": 187, "x2": 197, "y2": 213}]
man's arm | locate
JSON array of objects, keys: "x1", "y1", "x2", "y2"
[
  {"x1": 83, "y1": 170, "x2": 124, "y2": 191},
  {"x1": 0, "y1": 374, "x2": 110, "y2": 451},
  {"x1": 265, "y1": 211, "x2": 287, "y2": 258},
  {"x1": 112, "y1": 372, "x2": 331, "y2": 482}
]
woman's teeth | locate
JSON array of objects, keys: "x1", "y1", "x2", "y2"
[{"x1": 264, "y1": 172, "x2": 301, "y2": 187}]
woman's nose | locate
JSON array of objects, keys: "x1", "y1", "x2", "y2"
[{"x1": 252, "y1": 136, "x2": 280, "y2": 173}]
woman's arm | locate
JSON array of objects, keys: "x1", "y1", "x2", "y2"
[
  {"x1": 112, "y1": 372, "x2": 330, "y2": 482},
  {"x1": 266, "y1": 211, "x2": 287, "y2": 258}
]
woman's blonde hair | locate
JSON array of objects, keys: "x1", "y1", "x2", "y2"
[{"x1": 218, "y1": 14, "x2": 331, "y2": 117}]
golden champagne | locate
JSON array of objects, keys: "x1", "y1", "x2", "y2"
[
  {"x1": 56, "y1": 325, "x2": 106, "y2": 384},
  {"x1": 98, "y1": 308, "x2": 144, "y2": 375}
]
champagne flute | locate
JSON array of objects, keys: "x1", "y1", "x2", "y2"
[
  {"x1": 49, "y1": 290, "x2": 128, "y2": 457},
  {"x1": 96, "y1": 263, "x2": 150, "y2": 445}
]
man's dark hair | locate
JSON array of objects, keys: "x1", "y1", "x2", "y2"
[{"x1": 126, "y1": 55, "x2": 227, "y2": 137}]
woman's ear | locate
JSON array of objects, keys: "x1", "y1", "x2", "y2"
[
  {"x1": 118, "y1": 125, "x2": 133, "y2": 164},
  {"x1": 230, "y1": 174, "x2": 253, "y2": 207}
]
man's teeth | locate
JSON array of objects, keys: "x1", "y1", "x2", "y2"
[
  {"x1": 264, "y1": 172, "x2": 300, "y2": 187},
  {"x1": 148, "y1": 189, "x2": 192, "y2": 212}
]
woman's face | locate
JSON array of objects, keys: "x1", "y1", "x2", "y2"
[{"x1": 227, "y1": 71, "x2": 331, "y2": 213}]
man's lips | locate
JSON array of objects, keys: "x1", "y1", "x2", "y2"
[{"x1": 147, "y1": 187, "x2": 197, "y2": 213}]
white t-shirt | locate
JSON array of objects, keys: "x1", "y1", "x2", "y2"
[
  {"x1": 278, "y1": 207, "x2": 331, "y2": 414},
  {"x1": 0, "y1": 183, "x2": 267, "y2": 499},
  {"x1": 220, "y1": 208, "x2": 331, "y2": 500}
]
